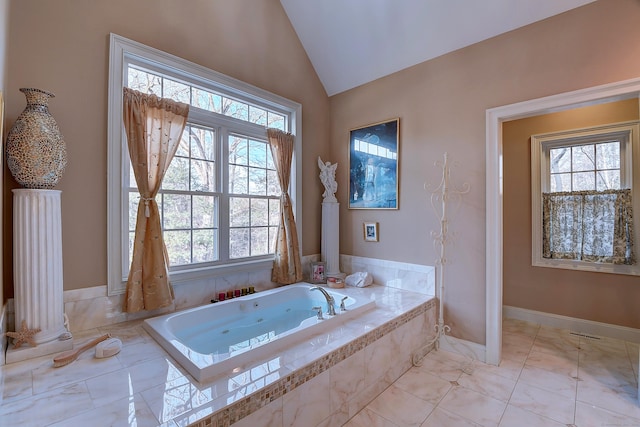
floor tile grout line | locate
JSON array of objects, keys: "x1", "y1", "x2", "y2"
[
  {"x1": 575, "y1": 336, "x2": 640, "y2": 425},
  {"x1": 2, "y1": 333, "x2": 166, "y2": 410},
  {"x1": 503, "y1": 323, "x2": 581, "y2": 426},
  {"x1": 499, "y1": 326, "x2": 536, "y2": 427},
  {"x1": 571, "y1": 337, "x2": 583, "y2": 427},
  {"x1": 623, "y1": 339, "x2": 640, "y2": 389},
  {"x1": 362, "y1": 402, "x2": 401, "y2": 427},
  {"x1": 498, "y1": 351, "x2": 526, "y2": 426},
  {"x1": 411, "y1": 353, "x2": 484, "y2": 426},
  {"x1": 393, "y1": 366, "x2": 452, "y2": 411}
]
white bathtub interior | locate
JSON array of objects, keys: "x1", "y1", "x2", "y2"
[{"x1": 143, "y1": 283, "x2": 376, "y2": 382}]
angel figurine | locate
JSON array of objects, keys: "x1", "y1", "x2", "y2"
[{"x1": 318, "y1": 156, "x2": 338, "y2": 202}]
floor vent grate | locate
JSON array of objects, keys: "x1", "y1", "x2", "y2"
[{"x1": 570, "y1": 332, "x2": 601, "y2": 340}]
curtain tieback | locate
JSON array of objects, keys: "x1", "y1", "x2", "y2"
[
  {"x1": 141, "y1": 197, "x2": 154, "y2": 217},
  {"x1": 281, "y1": 193, "x2": 290, "y2": 208}
]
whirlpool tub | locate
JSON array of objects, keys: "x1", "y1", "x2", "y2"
[{"x1": 143, "y1": 283, "x2": 376, "y2": 382}]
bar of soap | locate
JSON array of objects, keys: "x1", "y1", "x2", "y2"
[{"x1": 95, "y1": 337, "x2": 122, "y2": 358}]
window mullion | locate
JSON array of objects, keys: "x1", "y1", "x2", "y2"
[
  {"x1": 219, "y1": 127, "x2": 230, "y2": 262},
  {"x1": 190, "y1": 194, "x2": 194, "y2": 265}
]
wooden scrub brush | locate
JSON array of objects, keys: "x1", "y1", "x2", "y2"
[{"x1": 53, "y1": 334, "x2": 110, "y2": 367}]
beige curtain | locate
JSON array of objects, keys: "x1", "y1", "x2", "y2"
[
  {"x1": 122, "y1": 88, "x2": 189, "y2": 312},
  {"x1": 542, "y1": 189, "x2": 635, "y2": 264},
  {"x1": 267, "y1": 128, "x2": 303, "y2": 284}
]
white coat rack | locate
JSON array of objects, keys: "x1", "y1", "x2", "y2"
[{"x1": 413, "y1": 152, "x2": 471, "y2": 368}]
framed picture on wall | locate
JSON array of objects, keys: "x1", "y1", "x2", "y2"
[
  {"x1": 349, "y1": 118, "x2": 400, "y2": 209},
  {"x1": 310, "y1": 261, "x2": 326, "y2": 284},
  {"x1": 363, "y1": 221, "x2": 379, "y2": 242}
]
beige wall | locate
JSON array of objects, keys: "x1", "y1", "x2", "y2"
[
  {"x1": 0, "y1": 0, "x2": 7, "y2": 89},
  {"x1": 330, "y1": 0, "x2": 640, "y2": 343},
  {"x1": 503, "y1": 99, "x2": 640, "y2": 329},
  {"x1": 0, "y1": 0, "x2": 8, "y2": 306},
  {"x1": 3, "y1": 0, "x2": 330, "y2": 299}
]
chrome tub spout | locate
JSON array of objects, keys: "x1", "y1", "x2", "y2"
[{"x1": 309, "y1": 286, "x2": 336, "y2": 316}]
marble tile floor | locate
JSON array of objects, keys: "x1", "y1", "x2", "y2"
[
  {"x1": 346, "y1": 318, "x2": 640, "y2": 427},
  {"x1": 2, "y1": 314, "x2": 639, "y2": 426}
]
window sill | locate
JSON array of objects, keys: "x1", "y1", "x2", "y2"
[{"x1": 532, "y1": 258, "x2": 640, "y2": 276}]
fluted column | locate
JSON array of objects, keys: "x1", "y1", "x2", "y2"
[
  {"x1": 13, "y1": 189, "x2": 66, "y2": 344},
  {"x1": 321, "y1": 201, "x2": 343, "y2": 278}
]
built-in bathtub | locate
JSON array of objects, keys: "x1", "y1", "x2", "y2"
[{"x1": 143, "y1": 283, "x2": 376, "y2": 382}]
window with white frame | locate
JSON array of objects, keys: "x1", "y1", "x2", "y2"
[
  {"x1": 107, "y1": 34, "x2": 302, "y2": 295},
  {"x1": 531, "y1": 121, "x2": 639, "y2": 275}
]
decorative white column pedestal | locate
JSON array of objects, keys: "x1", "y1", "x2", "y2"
[
  {"x1": 7, "y1": 189, "x2": 72, "y2": 363},
  {"x1": 321, "y1": 201, "x2": 344, "y2": 279}
]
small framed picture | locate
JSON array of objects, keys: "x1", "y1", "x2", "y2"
[
  {"x1": 363, "y1": 221, "x2": 379, "y2": 242},
  {"x1": 310, "y1": 261, "x2": 326, "y2": 284}
]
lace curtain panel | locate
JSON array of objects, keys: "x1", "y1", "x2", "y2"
[
  {"x1": 542, "y1": 189, "x2": 635, "y2": 264},
  {"x1": 266, "y1": 128, "x2": 302, "y2": 284},
  {"x1": 122, "y1": 88, "x2": 189, "y2": 312}
]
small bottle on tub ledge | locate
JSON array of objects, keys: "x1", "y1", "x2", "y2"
[{"x1": 211, "y1": 287, "x2": 257, "y2": 303}]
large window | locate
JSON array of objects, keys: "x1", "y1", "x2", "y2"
[
  {"x1": 531, "y1": 121, "x2": 639, "y2": 274},
  {"x1": 108, "y1": 34, "x2": 302, "y2": 295}
]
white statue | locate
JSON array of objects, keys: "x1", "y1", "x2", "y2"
[{"x1": 318, "y1": 156, "x2": 338, "y2": 202}]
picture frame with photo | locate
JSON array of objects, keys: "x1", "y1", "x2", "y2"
[
  {"x1": 363, "y1": 221, "x2": 379, "y2": 242},
  {"x1": 310, "y1": 261, "x2": 326, "y2": 283}
]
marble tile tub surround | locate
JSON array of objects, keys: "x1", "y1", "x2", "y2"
[
  {"x1": 2, "y1": 255, "x2": 433, "y2": 338},
  {"x1": 5, "y1": 265, "x2": 280, "y2": 338},
  {"x1": 341, "y1": 255, "x2": 435, "y2": 296},
  {"x1": 0, "y1": 285, "x2": 436, "y2": 427},
  {"x1": 59, "y1": 267, "x2": 277, "y2": 334}
]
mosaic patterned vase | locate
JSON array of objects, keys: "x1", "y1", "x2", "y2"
[{"x1": 6, "y1": 88, "x2": 67, "y2": 189}]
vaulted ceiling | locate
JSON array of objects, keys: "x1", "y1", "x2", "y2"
[{"x1": 279, "y1": 0, "x2": 597, "y2": 96}]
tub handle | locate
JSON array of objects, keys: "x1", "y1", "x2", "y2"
[
  {"x1": 340, "y1": 296, "x2": 349, "y2": 311},
  {"x1": 312, "y1": 306, "x2": 324, "y2": 320}
]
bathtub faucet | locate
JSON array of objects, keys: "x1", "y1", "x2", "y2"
[{"x1": 309, "y1": 286, "x2": 336, "y2": 316}]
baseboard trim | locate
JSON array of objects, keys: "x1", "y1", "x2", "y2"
[
  {"x1": 438, "y1": 334, "x2": 487, "y2": 364},
  {"x1": 504, "y1": 305, "x2": 640, "y2": 343}
]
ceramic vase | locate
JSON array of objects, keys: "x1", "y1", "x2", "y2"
[{"x1": 6, "y1": 88, "x2": 67, "y2": 189}]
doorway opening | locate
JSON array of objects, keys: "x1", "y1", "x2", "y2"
[{"x1": 485, "y1": 77, "x2": 640, "y2": 365}]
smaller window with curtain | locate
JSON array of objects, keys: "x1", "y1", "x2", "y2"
[{"x1": 531, "y1": 121, "x2": 640, "y2": 275}]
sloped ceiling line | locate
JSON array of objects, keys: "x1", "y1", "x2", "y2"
[{"x1": 280, "y1": 0, "x2": 597, "y2": 96}]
